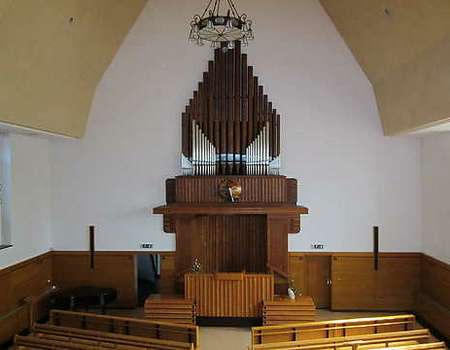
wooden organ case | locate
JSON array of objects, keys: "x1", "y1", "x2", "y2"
[{"x1": 152, "y1": 42, "x2": 308, "y2": 322}]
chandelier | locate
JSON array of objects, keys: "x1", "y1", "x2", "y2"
[{"x1": 189, "y1": 0, "x2": 254, "y2": 49}]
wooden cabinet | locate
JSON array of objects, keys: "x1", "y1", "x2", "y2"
[{"x1": 331, "y1": 254, "x2": 421, "y2": 310}]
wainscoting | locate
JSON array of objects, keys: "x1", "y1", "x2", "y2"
[
  {"x1": 1, "y1": 251, "x2": 449, "y2": 345},
  {"x1": 288, "y1": 252, "x2": 422, "y2": 311},
  {"x1": 0, "y1": 252, "x2": 52, "y2": 344},
  {"x1": 52, "y1": 251, "x2": 138, "y2": 308},
  {"x1": 416, "y1": 255, "x2": 450, "y2": 340}
]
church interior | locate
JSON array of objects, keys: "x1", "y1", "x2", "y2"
[{"x1": 1, "y1": 1, "x2": 450, "y2": 349}]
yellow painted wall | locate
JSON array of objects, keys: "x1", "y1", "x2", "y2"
[
  {"x1": 319, "y1": 0, "x2": 450, "y2": 135},
  {"x1": 0, "y1": 0, "x2": 147, "y2": 138}
]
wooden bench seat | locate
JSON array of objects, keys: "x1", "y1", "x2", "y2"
[
  {"x1": 252, "y1": 314, "x2": 416, "y2": 345},
  {"x1": 250, "y1": 329, "x2": 431, "y2": 350},
  {"x1": 49, "y1": 310, "x2": 199, "y2": 349},
  {"x1": 15, "y1": 335, "x2": 110, "y2": 350},
  {"x1": 32, "y1": 323, "x2": 194, "y2": 350},
  {"x1": 249, "y1": 342, "x2": 446, "y2": 350},
  {"x1": 370, "y1": 343, "x2": 446, "y2": 350}
]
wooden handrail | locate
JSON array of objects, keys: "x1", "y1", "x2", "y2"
[{"x1": 267, "y1": 264, "x2": 290, "y2": 280}]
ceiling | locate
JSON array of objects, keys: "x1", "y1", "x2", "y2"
[
  {"x1": 0, "y1": 0, "x2": 147, "y2": 138},
  {"x1": 319, "y1": 0, "x2": 450, "y2": 135}
]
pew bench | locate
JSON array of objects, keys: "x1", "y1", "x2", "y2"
[
  {"x1": 252, "y1": 314, "x2": 416, "y2": 345},
  {"x1": 249, "y1": 329, "x2": 431, "y2": 350},
  {"x1": 50, "y1": 309, "x2": 200, "y2": 349},
  {"x1": 32, "y1": 323, "x2": 194, "y2": 350}
]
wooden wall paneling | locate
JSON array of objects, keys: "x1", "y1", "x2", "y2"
[
  {"x1": 416, "y1": 255, "x2": 450, "y2": 340},
  {"x1": 416, "y1": 292, "x2": 450, "y2": 340},
  {"x1": 52, "y1": 252, "x2": 137, "y2": 308},
  {"x1": 175, "y1": 216, "x2": 200, "y2": 274},
  {"x1": 288, "y1": 253, "x2": 306, "y2": 295},
  {"x1": 160, "y1": 252, "x2": 177, "y2": 295},
  {"x1": 0, "y1": 252, "x2": 52, "y2": 345},
  {"x1": 331, "y1": 253, "x2": 421, "y2": 311},
  {"x1": 421, "y1": 255, "x2": 450, "y2": 311},
  {"x1": 198, "y1": 215, "x2": 266, "y2": 273},
  {"x1": 377, "y1": 256, "x2": 421, "y2": 310},
  {"x1": 0, "y1": 306, "x2": 29, "y2": 345},
  {"x1": 331, "y1": 255, "x2": 377, "y2": 310},
  {"x1": 306, "y1": 256, "x2": 331, "y2": 309},
  {"x1": 266, "y1": 215, "x2": 289, "y2": 275}
]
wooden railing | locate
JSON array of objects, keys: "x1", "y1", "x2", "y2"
[{"x1": 185, "y1": 272, "x2": 274, "y2": 317}]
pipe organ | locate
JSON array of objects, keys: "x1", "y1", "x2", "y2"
[
  {"x1": 152, "y1": 42, "x2": 309, "y2": 323},
  {"x1": 182, "y1": 42, "x2": 280, "y2": 176}
]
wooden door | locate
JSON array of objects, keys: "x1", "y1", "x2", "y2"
[
  {"x1": 306, "y1": 256, "x2": 331, "y2": 308},
  {"x1": 331, "y1": 255, "x2": 377, "y2": 310}
]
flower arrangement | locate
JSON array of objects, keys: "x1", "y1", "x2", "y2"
[{"x1": 192, "y1": 258, "x2": 203, "y2": 273}]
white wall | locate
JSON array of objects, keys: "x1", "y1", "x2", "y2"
[
  {"x1": 51, "y1": 0, "x2": 422, "y2": 253},
  {"x1": 0, "y1": 134, "x2": 52, "y2": 269},
  {"x1": 422, "y1": 133, "x2": 450, "y2": 264}
]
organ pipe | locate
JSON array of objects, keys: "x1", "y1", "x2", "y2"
[{"x1": 181, "y1": 41, "x2": 281, "y2": 176}]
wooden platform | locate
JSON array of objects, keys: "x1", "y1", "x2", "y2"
[
  {"x1": 262, "y1": 296, "x2": 316, "y2": 325},
  {"x1": 144, "y1": 295, "x2": 196, "y2": 325}
]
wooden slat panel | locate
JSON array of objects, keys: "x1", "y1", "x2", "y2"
[
  {"x1": 185, "y1": 273, "x2": 273, "y2": 317},
  {"x1": 174, "y1": 176, "x2": 288, "y2": 203}
]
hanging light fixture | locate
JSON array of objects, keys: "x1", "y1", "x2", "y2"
[{"x1": 189, "y1": 0, "x2": 254, "y2": 49}]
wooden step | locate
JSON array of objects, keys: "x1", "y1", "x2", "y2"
[{"x1": 144, "y1": 295, "x2": 196, "y2": 325}]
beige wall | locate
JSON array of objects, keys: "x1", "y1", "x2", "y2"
[
  {"x1": 319, "y1": 0, "x2": 450, "y2": 135},
  {"x1": 0, "y1": 0, "x2": 147, "y2": 138}
]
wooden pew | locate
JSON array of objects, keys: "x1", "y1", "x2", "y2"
[
  {"x1": 32, "y1": 323, "x2": 194, "y2": 350},
  {"x1": 249, "y1": 342, "x2": 446, "y2": 350},
  {"x1": 49, "y1": 310, "x2": 199, "y2": 349},
  {"x1": 250, "y1": 329, "x2": 432, "y2": 350},
  {"x1": 252, "y1": 315, "x2": 416, "y2": 345},
  {"x1": 370, "y1": 344, "x2": 446, "y2": 350},
  {"x1": 15, "y1": 335, "x2": 107, "y2": 350}
]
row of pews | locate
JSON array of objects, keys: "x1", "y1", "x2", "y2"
[
  {"x1": 249, "y1": 314, "x2": 445, "y2": 350},
  {"x1": 11, "y1": 311, "x2": 445, "y2": 350},
  {"x1": 14, "y1": 309, "x2": 200, "y2": 350}
]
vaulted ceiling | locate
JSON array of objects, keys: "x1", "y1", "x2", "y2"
[
  {"x1": 319, "y1": 0, "x2": 450, "y2": 135},
  {"x1": 0, "y1": 0, "x2": 147, "y2": 138}
]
